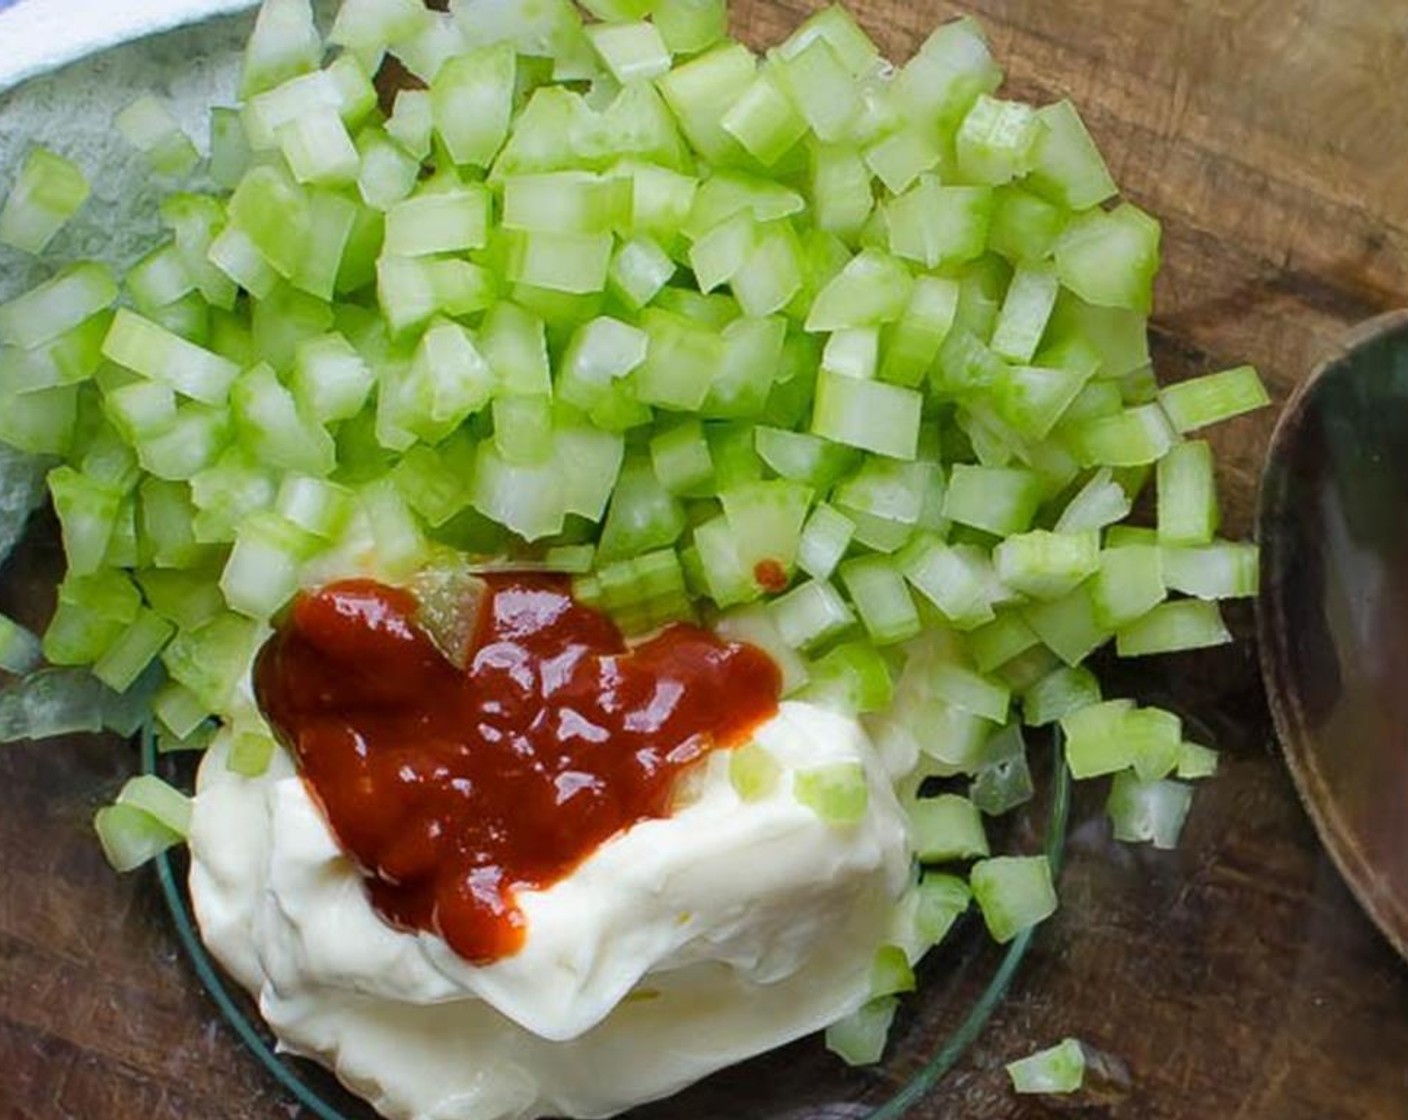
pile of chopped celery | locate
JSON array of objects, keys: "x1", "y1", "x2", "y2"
[{"x1": 0, "y1": 0, "x2": 1270, "y2": 1069}]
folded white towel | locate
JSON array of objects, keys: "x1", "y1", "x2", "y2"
[{"x1": 0, "y1": 0, "x2": 260, "y2": 94}]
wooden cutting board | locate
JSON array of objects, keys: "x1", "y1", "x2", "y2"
[{"x1": 3, "y1": 2, "x2": 1408, "y2": 1119}]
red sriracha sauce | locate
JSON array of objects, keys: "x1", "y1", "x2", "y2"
[{"x1": 253, "y1": 575, "x2": 781, "y2": 965}]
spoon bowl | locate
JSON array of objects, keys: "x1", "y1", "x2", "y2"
[{"x1": 1258, "y1": 309, "x2": 1408, "y2": 961}]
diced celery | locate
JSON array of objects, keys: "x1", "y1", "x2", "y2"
[
  {"x1": 729, "y1": 741, "x2": 782, "y2": 800},
  {"x1": 1055, "y1": 203, "x2": 1160, "y2": 313},
  {"x1": 822, "y1": 328, "x2": 879, "y2": 381},
  {"x1": 770, "y1": 578, "x2": 855, "y2": 650},
  {"x1": 802, "y1": 641, "x2": 892, "y2": 714},
  {"x1": 587, "y1": 21, "x2": 672, "y2": 83},
  {"x1": 1161, "y1": 541, "x2": 1259, "y2": 600},
  {"x1": 968, "y1": 613, "x2": 1039, "y2": 674},
  {"x1": 507, "y1": 229, "x2": 614, "y2": 294},
  {"x1": 1107, "y1": 769, "x2": 1194, "y2": 849},
  {"x1": 794, "y1": 760, "x2": 869, "y2": 824},
  {"x1": 715, "y1": 604, "x2": 809, "y2": 696},
  {"x1": 1023, "y1": 582, "x2": 1109, "y2": 666},
  {"x1": 774, "y1": 37, "x2": 859, "y2": 142},
  {"x1": 969, "y1": 722, "x2": 1035, "y2": 815},
  {"x1": 796, "y1": 503, "x2": 856, "y2": 581},
  {"x1": 635, "y1": 309, "x2": 724, "y2": 411},
  {"x1": 806, "y1": 248, "x2": 913, "y2": 333},
  {"x1": 970, "y1": 855, "x2": 1057, "y2": 943},
  {"x1": 653, "y1": 0, "x2": 727, "y2": 54},
  {"x1": 1007, "y1": 1038, "x2": 1086, "y2": 1095},
  {"x1": 93, "y1": 610, "x2": 175, "y2": 692},
  {"x1": 598, "y1": 456, "x2": 686, "y2": 560},
  {"x1": 942, "y1": 464, "x2": 1042, "y2": 536},
  {"x1": 1156, "y1": 440, "x2": 1218, "y2": 546},
  {"x1": 1091, "y1": 544, "x2": 1166, "y2": 628},
  {"x1": 689, "y1": 210, "x2": 757, "y2": 293},
  {"x1": 377, "y1": 255, "x2": 495, "y2": 336},
  {"x1": 357, "y1": 127, "x2": 421, "y2": 210},
  {"x1": 988, "y1": 185, "x2": 1069, "y2": 264},
  {"x1": 650, "y1": 420, "x2": 714, "y2": 495},
  {"x1": 1028, "y1": 100, "x2": 1116, "y2": 210},
  {"x1": 825, "y1": 997, "x2": 898, "y2": 1067},
  {"x1": 432, "y1": 43, "x2": 517, "y2": 166},
  {"x1": 0, "y1": 262, "x2": 117, "y2": 350},
  {"x1": 1115, "y1": 599, "x2": 1232, "y2": 657},
  {"x1": 880, "y1": 276, "x2": 960, "y2": 387},
  {"x1": 887, "y1": 177, "x2": 994, "y2": 269},
  {"x1": 956, "y1": 95, "x2": 1040, "y2": 185},
  {"x1": 811, "y1": 372, "x2": 921, "y2": 459},
  {"x1": 898, "y1": 536, "x2": 992, "y2": 628},
  {"x1": 385, "y1": 187, "x2": 491, "y2": 257},
  {"x1": 994, "y1": 530, "x2": 1099, "y2": 601},
  {"x1": 239, "y1": 0, "x2": 322, "y2": 98},
  {"x1": 116, "y1": 95, "x2": 200, "y2": 178},
  {"x1": 0, "y1": 147, "x2": 90, "y2": 255},
  {"x1": 1065, "y1": 403, "x2": 1177, "y2": 468},
  {"x1": 1158, "y1": 365, "x2": 1270, "y2": 432},
  {"x1": 1059, "y1": 698, "x2": 1136, "y2": 777},
  {"x1": 230, "y1": 363, "x2": 335, "y2": 475},
  {"x1": 910, "y1": 794, "x2": 989, "y2": 862},
  {"x1": 990, "y1": 266, "x2": 1059, "y2": 363},
  {"x1": 609, "y1": 235, "x2": 676, "y2": 309},
  {"x1": 1055, "y1": 467, "x2": 1132, "y2": 533},
  {"x1": 692, "y1": 514, "x2": 756, "y2": 607},
  {"x1": 1177, "y1": 741, "x2": 1220, "y2": 780},
  {"x1": 657, "y1": 43, "x2": 756, "y2": 164},
  {"x1": 810, "y1": 141, "x2": 874, "y2": 240},
  {"x1": 94, "y1": 803, "x2": 183, "y2": 873},
  {"x1": 839, "y1": 556, "x2": 921, "y2": 645}
]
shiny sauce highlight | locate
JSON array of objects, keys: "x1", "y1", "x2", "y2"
[{"x1": 253, "y1": 575, "x2": 781, "y2": 965}]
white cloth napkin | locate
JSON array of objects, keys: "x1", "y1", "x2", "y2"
[{"x1": 0, "y1": 0, "x2": 260, "y2": 94}]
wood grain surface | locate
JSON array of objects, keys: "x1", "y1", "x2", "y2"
[{"x1": 4, "y1": 1, "x2": 1408, "y2": 1118}]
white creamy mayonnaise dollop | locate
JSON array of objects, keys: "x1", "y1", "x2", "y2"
[{"x1": 189, "y1": 696, "x2": 911, "y2": 1120}]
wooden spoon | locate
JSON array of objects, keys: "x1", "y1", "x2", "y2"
[{"x1": 1258, "y1": 309, "x2": 1408, "y2": 960}]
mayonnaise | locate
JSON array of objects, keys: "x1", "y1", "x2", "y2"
[{"x1": 189, "y1": 699, "x2": 911, "y2": 1120}]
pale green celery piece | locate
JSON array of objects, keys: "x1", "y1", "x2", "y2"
[
  {"x1": 971, "y1": 855, "x2": 1057, "y2": 943},
  {"x1": 227, "y1": 164, "x2": 311, "y2": 280},
  {"x1": 796, "y1": 502, "x2": 857, "y2": 580},
  {"x1": 507, "y1": 230, "x2": 614, "y2": 294},
  {"x1": 492, "y1": 396, "x2": 555, "y2": 466},
  {"x1": 803, "y1": 640, "x2": 894, "y2": 714},
  {"x1": 775, "y1": 4, "x2": 878, "y2": 76},
  {"x1": 357, "y1": 127, "x2": 422, "y2": 211},
  {"x1": 722, "y1": 69, "x2": 809, "y2": 167},
  {"x1": 1157, "y1": 439, "x2": 1219, "y2": 545},
  {"x1": 930, "y1": 328, "x2": 1006, "y2": 399},
  {"x1": 832, "y1": 457, "x2": 931, "y2": 543},
  {"x1": 608, "y1": 235, "x2": 676, "y2": 309},
  {"x1": 0, "y1": 262, "x2": 118, "y2": 350},
  {"x1": 864, "y1": 125, "x2": 942, "y2": 196},
  {"x1": 910, "y1": 793, "x2": 990, "y2": 862},
  {"x1": 1115, "y1": 599, "x2": 1232, "y2": 657},
  {"x1": 616, "y1": 161, "x2": 697, "y2": 243},
  {"x1": 288, "y1": 190, "x2": 357, "y2": 304},
  {"x1": 1161, "y1": 541, "x2": 1259, "y2": 600},
  {"x1": 386, "y1": 88, "x2": 434, "y2": 159},
  {"x1": 683, "y1": 172, "x2": 806, "y2": 240},
  {"x1": 277, "y1": 475, "x2": 354, "y2": 540},
  {"x1": 481, "y1": 302, "x2": 551, "y2": 396},
  {"x1": 1023, "y1": 581, "x2": 1110, "y2": 666},
  {"x1": 1059, "y1": 698, "x2": 1137, "y2": 778},
  {"x1": 238, "y1": 0, "x2": 322, "y2": 98},
  {"x1": 880, "y1": 275, "x2": 960, "y2": 387},
  {"x1": 898, "y1": 536, "x2": 993, "y2": 628},
  {"x1": 891, "y1": 16, "x2": 1002, "y2": 127},
  {"x1": 0, "y1": 613, "x2": 41, "y2": 675},
  {"x1": 586, "y1": 21, "x2": 672, "y2": 83},
  {"x1": 990, "y1": 266, "x2": 1060, "y2": 363},
  {"x1": 228, "y1": 729, "x2": 277, "y2": 778},
  {"x1": 955, "y1": 94, "x2": 1040, "y2": 185},
  {"x1": 770, "y1": 578, "x2": 855, "y2": 650},
  {"x1": 93, "y1": 610, "x2": 176, "y2": 692},
  {"x1": 116, "y1": 95, "x2": 200, "y2": 178},
  {"x1": 732, "y1": 224, "x2": 805, "y2": 318},
  {"x1": 1177, "y1": 741, "x2": 1220, "y2": 780},
  {"x1": 657, "y1": 43, "x2": 756, "y2": 164},
  {"x1": 1124, "y1": 705, "x2": 1184, "y2": 781},
  {"x1": 698, "y1": 315, "x2": 786, "y2": 418},
  {"x1": 331, "y1": 0, "x2": 430, "y2": 67},
  {"x1": 715, "y1": 605, "x2": 810, "y2": 696},
  {"x1": 811, "y1": 372, "x2": 922, "y2": 459},
  {"x1": 230, "y1": 363, "x2": 335, "y2": 475},
  {"x1": 1055, "y1": 203, "x2": 1161, "y2": 313},
  {"x1": 967, "y1": 612, "x2": 1039, "y2": 674},
  {"x1": 1007, "y1": 1038, "x2": 1086, "y2": 1095},
  {"x1": 207, "y1": 225, "x2": 278, "y2": 299},
  {"x1": 94, "y1": 803, "x2": 182, "y2": 873},
  {"x1": 292, "y1": 334, "x2": 374, "y2": 424},
  {"x1": 839, "y1": 556, "x2": 921, "y2": 645},
  {"x1": 431, "y1": 43, "x2": 516, "y2": 166},
  {"x1": 825, "y1": 997, "x2": 898, "y2": 1067},
  {"x1": 384, "y1": 187, "x2": 491, "y2": 256},
  {"x1": 502, "y1": 171, "x2": 628, "y2": 235},
  {"x1": 1091, "y1": 544, "x2": 1166, "y2": 629},
  {"x1": 773, "y1": 36, "x2": 860, "y2": 142},
  {"x1": 153, "y1": 680, "x2": 212, "y2": 739},
  {"x1": 1028, "y1": 99, "x2": 1117, "y2": 210},
  {"x1": 379, "y1": 256, "x2": 495, "y2": 337},
  {"x1": 1045, "y1": 295, "x2": 1149, "y2": 380},
  {"x1": 1055, "y1": 467, "x2": 1132, "y2": 533},
  {"x1": 729, "y1": 741, "x2": 782, "y2": 800},
  {"x1": 470, "y1": 440, "x2": 566, "y2": 542},
  {"x1": 220, "y1": 513, "x2": 321, "y2": 619},
  {"x1": 0, "y1": 147, "x2": 90, "y2": 255},
  {"x1": 1065, "y1": 403, "x2": 1178, "y2": 468},
  {"x1": 635, "y1": 309, "x2": 724, "y2": 411},
  {"x1": 597, "y1": 457, "x2": 686, "y2": 560},
  {"x1": 969, "y1": 721, "x2": 1035, "y2": 815},
  {"x1": 692, "y1": 514, "x2": 756, "y2": 607},
  {"x1": 794, "y1": 761, "x2": 869, "y2": 824},
  {"x1": 987, "y1": 185, "x2": 1069, "y2": 264},
  {"x1": 993, "y1": 364, "x2": 1093, "y2": 444},
  {"x1": 652, "y1": 0, "x2": 727, "y2": 54},
  {"x1": 887, "y1": 177, "x2": 994, "y2": 269},
  {"x1": 994, "y1": 530, "x2": 1100, "y2": 601},
  {"x1": 135, "y1": 404, "x2": 230, "y2": 483},
  {"x1": 189, "y1": 452, "x2": 277, "y2": 544},
  {"x1": 650, "y1": 419, "x2": 715, "y2": 495},
  {"x1": 1158, "y1": 364, "x2": 1271, "y2": 432},
  {"x1": 1119, "y1": 363, "x2": 1159, "y2": 407},
  {"x1": 242, "y1": 65, "x2": 368, "y2": 150},
  {"x1": 1107, "y1": 769, "x2": 1194, "y2": 849},
  {"x1": 1060, "y1": 378, "x2": 1123, "y2": 425},
  {"x1": 810, "y1": 141, "x2": 874, "y2": 240},
  {"x1": 162, "y1": 612, "x2": 261, "y2": 713},
  {"x1": 277, "y1": 109, "x2": 360, "y2": 187},
  {"x1": 689, "y1": 210, "x2": 758, "y2": 293},
  {"x1": 942, "y1": 464, "x2": 1041, "y2": 536},
  {"x1": 806, "y1": 248, "x2": 914, "y2": 332},
  {"x1": 912, "y1": 872, "x2": 972, "y2": 949},
  {"x1": 48, "y1": 467, "x2": 123, "y2": 577},
  {"x1": 391, "y1": 443, "x2": 473, "y2": 526},
  {"x1": 869, "y1": 944, "x2": 917, "y2": 998},
  {"x1": 930, "y1": 660, "x2": 1010, "y2": 724},
  {"x1": 721, "y1": 479, "x2": 813, "y2": 583},
  {"x1": 126, "y1": 244, "x2": 197, "y2": 315},
  {"x1": 822, "y1": 327, "x2": 880, "y2": 380}
]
